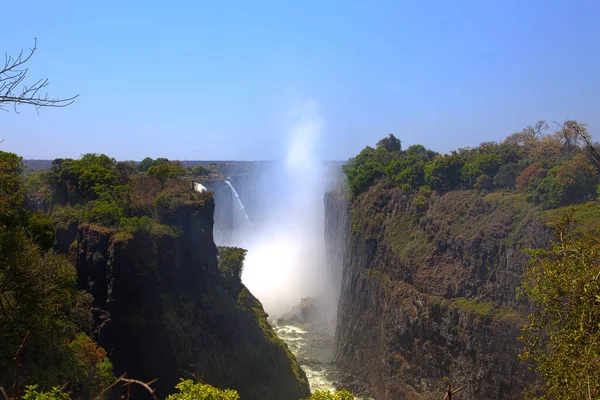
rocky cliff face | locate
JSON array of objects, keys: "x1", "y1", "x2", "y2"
[
  {"x1": 323, "y1": 190, "x2": 349, "y2": 323},
  {"x1": 327, "y1": 185, "x2": 551, "y2": 399},
  {"x1": 67, "y1": 196, "x2": 310, "y2": 399}
]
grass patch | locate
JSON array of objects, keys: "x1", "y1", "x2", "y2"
[
  {"x1": 450, "y1": 297, "x2": 525, "y2": 325},
  {"x1": 540, "y1": 201, "x2": 600, "y2": 237}
]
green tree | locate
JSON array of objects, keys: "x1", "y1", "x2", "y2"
[
  {"x1": 462, "y1": 153, "x2": 501, "y2": 187},
  {"x1": 527, "y1": 172, "x2": 562, "y2": 209},
  {"x1": 218, "y1": 246, "x2": 247, "y2": 284},
  {"x1": 405, "y1": 144, "x2": 437, "y2": 160},
  {"x1": 0, "y1": 231, "x2": 107, "y2": 392},
  {"x1": 424, "y1": 153, "x2": 465, "y2": 191},
  {"x1": 191, "y1": 165, "x2": 211, "y2": 176},
  {"x1": 147, "y1": 162, "x2": 187, "y2": 184},
  {"x1": 25, "y1": 211, "x2": 56, "y2": 251},
  {"x1": 376, "y1": 133, "x2": 401, "y2": 152},
  {"x1": 392, "y1": 159, "x2": 426, "y2": 190},
  {"x1": 519, "y1": 209, "x2": 600, "y2": 399},
  {"x1": 343, "y1": 147, "x2": 387, "y2": 196},
  {"x1": 0, "y1": 151, "x2": 26, "y2": 228},
  {"x1": 138, "y1": 157, "x2": 154, "y2": 172}
]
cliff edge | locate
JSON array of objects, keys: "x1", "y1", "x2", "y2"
[{"x1": 329, "y1": 185, "x2": 552, "y2": 399}]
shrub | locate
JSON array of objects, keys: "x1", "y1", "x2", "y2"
[
  {"x1": 152, "y1": 193, "x2": 183, "y2": 217},
  {"x1": 527, "y1": 173, "x2": 562, "y2": 209},
  {"x1": 86, "y1": 200, "x2": 123, "y2": 226},
  {"x1": 166, "y1": 379, "x2": 240, "y2": 400},
  {"x1": 26, "y1": 211, "x2": 56, "y2": 251},
  {"x1": 23, "y1": 386, "x2": 70, "y2": 400},
  {"x1": 217, "y1": 246, "x2": 247, "y2": 283},
  {"x1": 306, "y1": 390, "x2": 355, "y2": 399}
]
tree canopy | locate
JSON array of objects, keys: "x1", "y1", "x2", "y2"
[{"x1": 343, "y1": 120, "x2": 600, "y2": 210}]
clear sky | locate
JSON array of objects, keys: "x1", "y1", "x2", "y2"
[{"x1": 1, "y1": 0, "x2": 599, "y2": 161}]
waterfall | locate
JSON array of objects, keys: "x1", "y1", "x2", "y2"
[
  {"x1": 215, "y1": 179, "x2": 253, "y2": 247},
  {"x1": 225, "y1": 180, "x2": 252, "y2": 226}
]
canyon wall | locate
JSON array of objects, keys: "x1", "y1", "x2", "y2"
[
  {"x1": 327, "y1": 184, "x2": 551, "y2": 399},
  {"x1": 57, "y1": 195, "x2": 310, "y2": 399}
]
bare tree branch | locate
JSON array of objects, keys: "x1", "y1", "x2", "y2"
[
  {"x1": 0, "y1": 39, "x2": 78, "y2": 114},
  {"x1": 92, "y1": 373, "x2": 158, "y2": 400}
]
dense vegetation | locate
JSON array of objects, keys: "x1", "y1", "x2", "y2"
[
  {"x1": 2, "y1": 151, "x2": 329, "y2": 399},
  {"x1": 0, "y1": 151, "x2": 114, "y2": 399},
  {"x1": 519, "y1": 208, "x2": 600, "y2": 399},
  {"x1": 30, "y1": 154, "x2": 212, "y2": 235},
  {"x1": 343, "y1": 120, "x2": 600, "y2": 398},
  {"x1": 23, "y1": 378, "x2": 355, "y2": 400},
  {"x1": 344, "y1": 120, "x2": 600, "y2": 210}
]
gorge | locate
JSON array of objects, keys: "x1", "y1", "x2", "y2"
[{"x1": 5, "y1": 122, "x2": 599, "y2": 400}]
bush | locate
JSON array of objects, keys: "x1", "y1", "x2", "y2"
[
  {"x1": 152, "y1": 192, "x2": 183, "y2": 217},
  {"x1": 26, "y1": 211, "x2": 56, "y2": 251},
  {"x1": 166, "y1": 379, "x2": 240, "y2": 400},
  {"x1": 527, "y1": 173, "x2": 563, "y2": 209},
  {"x1": 23, "y1": 386, "x2": 70, "y2": 400},
  {"x1": 217, "y1": 246, "x2": 247, "y2": 283},
  {"x1": 305, "y1": 390, "x2": 355, "y2": 399},
  {"x1": 86, "y1": 200, "x2": 123, "y2": 226}
]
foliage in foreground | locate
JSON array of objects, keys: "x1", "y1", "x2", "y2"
[
  {"x1": 0, "y1": 151, "x2": 114, "y2": 397},
  {"x1": 519, "y1": 206, "x2": 600, "y2": 399},
  {"x1": 306, "y1": 389, "x2": 355, "y2": 399},
  {"x1": 166, "y1": 379, "x2": 240, "y2": 400},
  {"x1": 20, "y1": 378, "x2": 356, "y2": 400}
]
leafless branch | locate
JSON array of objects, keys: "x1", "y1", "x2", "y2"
[
  {"x1": 443, "y1": 383, "x2": 466, "y2": 400},
  {"x1": 92, "y1": 373, "x2": 158, "y2": 400},
  {"x1": 1, "y1": 39, "x2": 78, "y2": 114}
]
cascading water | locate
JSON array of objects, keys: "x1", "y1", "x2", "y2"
[
  {"x1": 213, "y1": 180, "x2": 253, "y2": 247},
  {"x1": 210, "y1": 101, "x2": 349, "y2": 394},
  {"x1": 225, "y1": 180, "x2": 253, "y2": 227}
]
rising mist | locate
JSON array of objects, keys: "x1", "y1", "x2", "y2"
[{"x1": 239, "y1": 100, "x2": 334, "y2": 317}]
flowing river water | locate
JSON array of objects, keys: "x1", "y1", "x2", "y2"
[{"x1": 272, "y1": 321, "x2": 341, "y2": 393}]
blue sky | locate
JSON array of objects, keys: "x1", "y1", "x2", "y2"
[{"x1": 1, "y1": 0, "x2": 599, "y2": 161}]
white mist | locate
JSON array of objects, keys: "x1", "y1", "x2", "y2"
[{"x1": 241, "y1": 100, "x2": 329, "y2": 316}]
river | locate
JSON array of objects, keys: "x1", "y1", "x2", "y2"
[{"x1": 273, "y1": 321, "x2": 341, "y2": 393}]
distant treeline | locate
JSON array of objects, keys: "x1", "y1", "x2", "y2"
[{"x1": 344, "y1": 120, "x2": 599, "y2": 209}]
